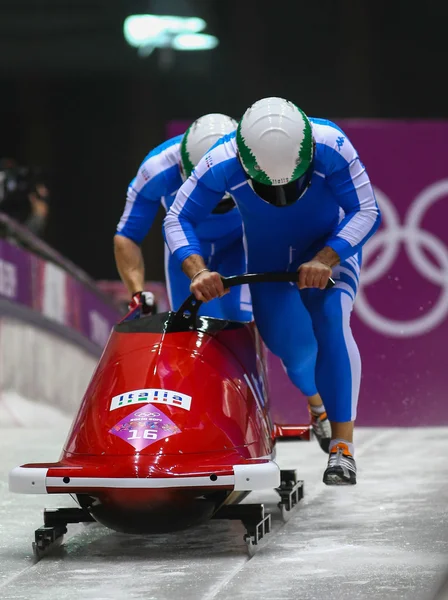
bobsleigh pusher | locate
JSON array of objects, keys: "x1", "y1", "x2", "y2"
[{"x1": 9, "y1": 273, "x2": 329, "y2": 557}]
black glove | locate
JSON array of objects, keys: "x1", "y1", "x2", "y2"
[{"x1": 129, "y1": 291, "x2": 155, "y2": 315}]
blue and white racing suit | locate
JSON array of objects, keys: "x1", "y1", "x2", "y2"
[
  {"x1": 164, "y1": 120, "x2": 381, "y2": 422},
  {"x1": 116, "y1": 135, "x2": 252, "y2": 320}
]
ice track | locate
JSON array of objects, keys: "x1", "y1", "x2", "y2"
[{"x1": 1, "y1": 412, "x2": 448, "y2": 600}]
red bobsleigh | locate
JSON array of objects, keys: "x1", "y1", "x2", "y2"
[{"x1": 9, "y1": 274, "x2": 312, "y2": 556}]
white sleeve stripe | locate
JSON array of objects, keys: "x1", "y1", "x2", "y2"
[
  {"x1": 165, "y1": 140, "x2": 234, "y2": 255},
  {"x1": 164, "y1": 243, "x2": 174, "y2": 309},
  {"x1": 337, "y1": 160, "x2": 379, "y2": 247},
  {"x1": 165, "y1": 180, "x2": 196, "y2": 254},
  {"x1": 133, "y1": 143, "x2": 181, "y2": 195},
  {"x1": 312, "y1": 122, "x2": 357, "y2": 163},
  {"x1": 117, "y1": 186, "x2": 137, "y2": 232}
]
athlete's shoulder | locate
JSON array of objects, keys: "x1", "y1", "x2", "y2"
[
  {"x1": 310, "y1": 117, "x2": 357, "y2": 173},
  {"x1": 182, "y1": 130, "x2": 244, "y2": 194},
  {"x1": 194, "y1": 130, "x2": 241, "y2": 183},
  {"x1": 141, "y1": 134, "x2": 183, "y2": 173},
  {"x1": 310, "y1": 117, "x2": 345, "y2": 134},
  {"x1": 208, "y1": 130, "x2": 238, "y2": 161},
  {"x1": 310, "y1": 117, "x2": 350, "y2": 148},
  {"x1": 132, "y1": 135, "x2": 183, "y2": 197}
]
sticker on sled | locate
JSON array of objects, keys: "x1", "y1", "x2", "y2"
[
  {"x1": 110, "y1": 388, "x2": 192, "y2": 412},
  {"x1": 109, "y1": 404, "x2": 181, "y2": 450}
]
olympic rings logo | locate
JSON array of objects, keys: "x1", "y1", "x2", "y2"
[
  {"x1": 355, "y1": 180, "x2": 448, "y2": 337},
  {"x1": 133, "y1": 411, "x2": 160, "y2": 418}
]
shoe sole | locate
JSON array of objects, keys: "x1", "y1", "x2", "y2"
[{"x1": 323, "y1": 473, "x2": 356, "y2": 486}]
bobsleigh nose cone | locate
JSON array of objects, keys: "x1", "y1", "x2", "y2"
[{"x1": 87, "y1": 489, "x2": 216, "y2": 534}]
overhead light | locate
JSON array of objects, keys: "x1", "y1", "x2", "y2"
[
  {"x1": 172, "y1": 34, "x2": 219, "y2": 51},
  {"x1": 123, "y1": 14, "x2": 217, "y2": 55}
]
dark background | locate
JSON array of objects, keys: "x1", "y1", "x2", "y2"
[{"x1": 0, "y1": 0, "x2": 446, "y2": 281}]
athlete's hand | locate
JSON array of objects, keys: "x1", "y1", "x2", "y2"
[
  {"x1": 190, "y1": 271, "x2": 227, "y2": 302},
  {"x1": 298, "y1": 260, "x2": 332, "y2": 290}
]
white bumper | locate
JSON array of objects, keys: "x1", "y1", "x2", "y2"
[{"x1": 9, "y1": 461, "x2": 280, "y2": 494}]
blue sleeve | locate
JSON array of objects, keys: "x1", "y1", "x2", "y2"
[
  {"x1": 163, "y1": 152, "x2": 230, "y2": 263},
  {"x1": 319, "y1": 137, "x2": 381, "y2": 262},
  {"x1": 116, "y1": 163, "x2": 180, "y2": 245}
]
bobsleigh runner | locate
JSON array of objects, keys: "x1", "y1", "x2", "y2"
[{"x1": 9, "y1": 273, "x2": 318, "y2": 557}]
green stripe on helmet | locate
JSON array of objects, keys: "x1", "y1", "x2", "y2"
[
  {"x1": 236, "y1": 122, "x2": 272, "y2": 185},
  {"x1": 291, "y1": 104, "x2": 313, "y2": 180},
  {"x1": 237, "y1": 101, "x2": 313, "y2": 185},
  {"x1": 180, "y1": 126, "x2": 195, "y2": 178}
]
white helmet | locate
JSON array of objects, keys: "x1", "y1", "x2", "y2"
[
  {"x1": 237, "y1": 97, "x2": 313, "y2": 186},
  {"x1": 180, "y1": 113, "x2": 237, "y2": 178}
]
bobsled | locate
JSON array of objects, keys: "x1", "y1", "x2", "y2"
[{"x1": 9, "y1": 273, "x2": 315, "y2": 556}]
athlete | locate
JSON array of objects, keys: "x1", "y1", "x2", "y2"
[
  {"x1": 164, "y1": 97, "x2": 381, "y2": 485},
  {"x1": 114, "y1": 113, "x2": 251, "y2": 320}
]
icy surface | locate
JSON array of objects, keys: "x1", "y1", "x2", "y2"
[
  {"x1": 0, "y1": 390, "x2": 71, "y2": 428},
  {"x1": 0, "y1": 413, "x2": 447, "y2": 599}
]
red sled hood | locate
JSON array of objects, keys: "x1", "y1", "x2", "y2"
[{"x1": 62, "y1": 314, "x2": 274, "y2": 462}]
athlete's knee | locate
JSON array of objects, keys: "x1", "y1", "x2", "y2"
[
  {"x1": 257, "y1": 326, "x2": 284, "y2": 358},
  {"x1": 283, "y1": 355, "x2": 317, "y2": 397},
  {"x1": 311, "y1": 292, "x2": 353, "y2": 337}
]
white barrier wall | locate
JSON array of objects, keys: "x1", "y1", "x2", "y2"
[{"x1": 0, "y1": 317, "x2": 97, "y2": 418}]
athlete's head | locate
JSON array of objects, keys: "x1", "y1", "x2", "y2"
[
  {"x1": 180, "y1": 113, "x2": 237, "y2": 179},
  {"x1": 237, "y1": 97, "x2": 313, "y2": 185},
  {"x1": 236, "y1": 97, "x2": 314, "y2": 206}
]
